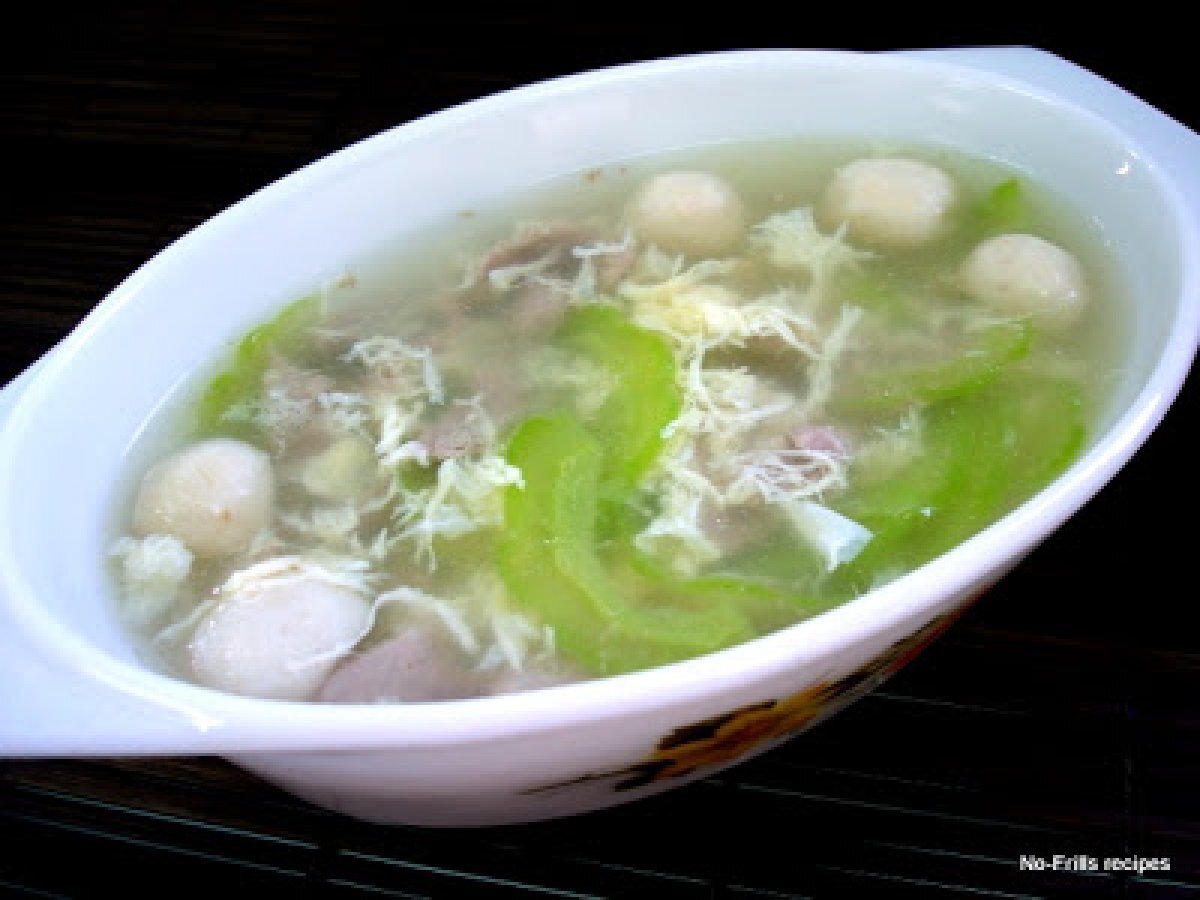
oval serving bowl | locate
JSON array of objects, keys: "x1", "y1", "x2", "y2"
[{"x1": 1, "y1": 48, "x2": 1197, "y2": 827}]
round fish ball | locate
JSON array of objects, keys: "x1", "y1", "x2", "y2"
[
  {"x1": 625, "y1": 171, "x2": 747, "y2": 256},
  {"x1": 132, "y1": 438, "x2": 274, "y2": 557},
  {"x1": 819, "y1": 157, "x2": 957, "y2": 248},
  {"x1": 958, "y1": 233, "x2": 1089, "y2": 332},
  {"x1": 189, "y1": 574, "x2": 370, "y2": 701}
]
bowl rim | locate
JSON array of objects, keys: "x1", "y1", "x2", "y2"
[{"x1": 1, "y1": 46, "x2": 1198, "y2": 754}]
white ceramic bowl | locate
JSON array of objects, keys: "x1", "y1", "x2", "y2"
[{"x1": 1, "y1": 48, "x2": 1197, "y2": 827}]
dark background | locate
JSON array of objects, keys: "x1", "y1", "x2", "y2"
[{"x1": 1, "y1": 5, "x2": 1196, "y2": 899}]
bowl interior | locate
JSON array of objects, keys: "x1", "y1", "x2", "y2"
[{"x1": 0, "y1": 51, "x2": 1187, "y2": 698}]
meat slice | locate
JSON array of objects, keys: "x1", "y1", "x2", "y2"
[
  {"x1": 252, "y1": 355, "x2": 336, "y2": 454},
  {"x1": 511, "y1": 280, "x2": 571, "y2": 336},
  {"x1": 788, "y1": 424, "x2": 852, "y2": 458},
  {"x1": 416, "y1": 402, "x2": 493, "y2": 462},
  {"x1": 461, "y1": 221, "x2": 638, "y2": 304},
  {"x1": 475, "y1": 222, "x2": 596, "y2": 284},
  {"x1": 591, "y1": 239, "x2": 639, "y2": 292},
  {"x1": 317, "y1": 624, "x2": 482, "y2": 703},
  {"x1": 263, "y1": 355, "x2": 334, "y2": 403},
  {"x1": 485, "y1": 658, "x2": 585, "y2": 696}
]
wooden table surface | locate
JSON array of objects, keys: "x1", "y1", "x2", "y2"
[{"x1": 1, "y1": 7, "x2": 1197, "y2": 898}]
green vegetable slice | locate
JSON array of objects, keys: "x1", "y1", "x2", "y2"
[
  {"x1": 990, "y1": 371, "x2": 1088, "y2": 501},
  {"x1": 833, "y1": 319, "x2": 1033, "y2": 414},
  {"x1": 557, "y1": 305, "x2": 682, "y2": 500},
  {"x1": 499, "y1": 308, "x2": 852, "y2": 674},
  {"x1": 652, "y1": 569, "x2": 836, "y2": 634},
  {"x1": 970, "y1": 178, "x2": 1032, "y2": 239},
  {"x1": 499, "y1": 412, "x2": 756, "y2": 676},
  {"x1": 829, "y1": 373, "x2": 1086, "y2": 596},
  {"x1": 195, "y1": 293, "x2": 320, "y2": 438},
  {"x1": 837, "y1": 270, "x2": 923, "y2": 323}
]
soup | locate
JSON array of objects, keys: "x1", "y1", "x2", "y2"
[{"x1": 107, "y1": 139, "x2": 1119, "y2": 703}]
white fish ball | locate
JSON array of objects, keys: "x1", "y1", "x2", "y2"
[
  {"x1": 820, "y1": 157, "x2": 957, "y2": 248},
  {"x1": 189, "y1": 574, "x2": 370, "y2": 701},
  {"x1": 132, "y1": 438, "x2": 274, "y2": 557},
  {"x1": 626, "y1": 171, "x2": 747, "y2": 256},
  {"x1": 959, "y1": 233, "x2": 1089, "y2": 332}
]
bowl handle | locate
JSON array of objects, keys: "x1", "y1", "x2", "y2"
[
  {"x1": 1, "y1": 354, "x2": 220, "y2": 757},
  {"x1": 903, "y1": 47, "x2": 1200, "y2": 212},
  {"x1": 2, "y1": 356, "x2": 109, "y2": 754}
]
